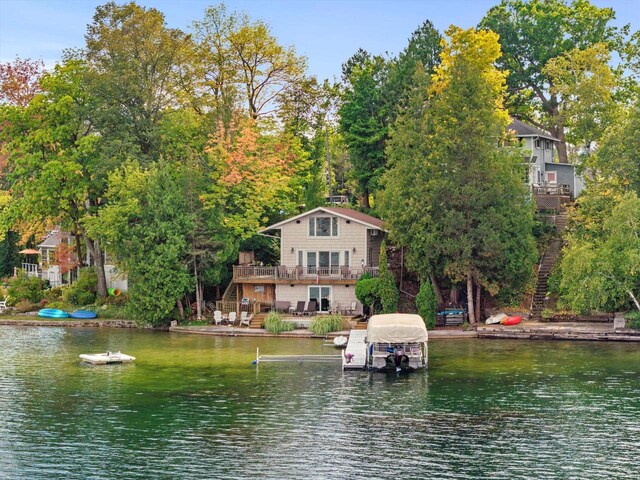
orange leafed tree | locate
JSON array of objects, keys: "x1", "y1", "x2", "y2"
[
  {"x1": 0, "y1": 57, "x2": 44, "y2": 107},
  {"x1": 54, "y1": 242, "x2": 79, "y2": 275},
  {"x1": 204, "y1": 117, "x2": 302, "y2": 237}
]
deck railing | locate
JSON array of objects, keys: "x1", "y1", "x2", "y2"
[
  {"x1": 215, "y1": 300, "x2": 261, "y2": 315},
  {"x1": 532, "y1": 184, "x2": 571, "y2": 196},
  {"x1": 233, "y1": 265, "x2": 379, "y2": 281},
  {"x1": 21, "y1": 263, "x2": 39, "y2": 277}
]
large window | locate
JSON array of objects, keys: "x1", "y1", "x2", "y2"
[
  {"x1": 309, "y1": 286, "x2": 332, "y2": 312},
  {"x1": 309, "y1": 216, "x2": 338, "y2": 237}
]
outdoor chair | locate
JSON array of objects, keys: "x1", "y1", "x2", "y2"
[
  {"x1": 240, "y1": 311, "x2": 252, "y2": 328},
  {"x1": 227, "y1": 311, "x2": 237, "y2": 326},
  {"x1": 303, "y1": 300, "x2": 318, "y2": 316},
  {"x1": 274, "y1": 300, "x2": 290, "y2": 313},
  {"x1": 292, "y1": 301, "x2": 305, "y2": 316},
  {"x1": 213, "y1": 310, "x2": 223, "y2": 325},
  {"x1": 0, "y1": 298, "x2": 6, "y2": 313},
  {"x1": 344, "y1": 301, "x2": 357, "y2": 315}
]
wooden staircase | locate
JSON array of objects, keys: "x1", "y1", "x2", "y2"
[
  {"x1": 249, "y1": 313, "x2": 266, "y2": 328},
  {"x1": 531, "y1": 212, "x2": 568, "y2": 321}
]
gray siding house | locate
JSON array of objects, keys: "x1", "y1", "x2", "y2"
[{"x1": 508, "y1": 119, "x2": 584, "y2": 209}]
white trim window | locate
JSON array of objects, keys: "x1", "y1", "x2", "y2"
[
  {"x1": 545, "y1": 171, "x2": 557, "y2": 184},
  {"x1": 308, "y1": 216, "x2": 338, "y2": 237},
  {"x1": 309, "y1": 286, "x2": 332, "y2": 312}
]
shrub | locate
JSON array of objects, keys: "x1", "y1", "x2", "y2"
[
  {"x1": 14, "y1": 299, "x2": 38, "y2": 313},
  {"x1": 44, "y1": 287, "x2": 63, "y2": 303},
  {"x1": 416, "y1": 281, "x2": 437, "y2": 330},
  {"x1": 63, "y1": 268, "x2": 97, "y2": 306},
  {"x1": 46, "y1": 301, "x2": 73, "y2": 311},
  {"x1": 356, "y1": 275, "x2": 381, "y2": 314},
  {"x1": 263, "y1": 311, "x2": 295, "y2": 334},
  {"x1": 7, "y1": 274, "x2": 45, "y2": 305},
  {"x1": 624, "y1": 310, "x2": 640, "y2": 329},
  {"x1": 309, "y1": 314, "x2": 349, "y2": 335},
  {"x1": 97, "y1": 305, "x2": 129, "y2": 319},
  {"x1": 377, "y1": 241, "x2": 398, "y2": 314}
]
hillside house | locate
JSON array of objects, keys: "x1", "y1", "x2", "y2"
[
  {"x1": 228, "y1": 207, "x2": 386, "y2": 314},
  {"x1": 508, "y1": 119, "x2": 585, "y2": 210}
]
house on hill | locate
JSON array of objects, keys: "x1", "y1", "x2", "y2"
[
  {"x1": 508, "y1": 118, "x2": 585, "y2": 210},
  {"x1": 227, "y1": 207, "x2": 386, "y2": 315}
]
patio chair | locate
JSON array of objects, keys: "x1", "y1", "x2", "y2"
[
  {"x1": 292, "y1": 301, "x2": 305, "y2": 316},
  {"x1": 344, "y1": 301, "x2": 357, "y2": 315},
  {"x1": 213, "y1": 310, "x2": 223, "y2": 325},
  {"x1": 303, "y1": 300, "x2": 318, "y2": 316},
  {"x1": 240, "y1": 311, "x2": 252, "y2": 328},
  {"x1": 0, "y1": 297, "x2": 6, "y2": 313},
  {"x1": 227, "y1": 311, "x2": 237, "y2": 326}
]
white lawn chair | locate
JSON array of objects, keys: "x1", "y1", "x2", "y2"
[
  {"x1": 213, "y1": 310, "x2": 223, "y2": 325},
  {"x1": 227, "y1": 311, "x2": 237, "y2": 326},
  {"x1": 0, "y1": 297, "x2": 7, "y2": 313},
  {"x1": 240, "y1": 311, "x2": 252, "y2": 328}
]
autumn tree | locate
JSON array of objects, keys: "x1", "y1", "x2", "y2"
[
  {"x1": 480, "y1": 0, "x2": 624, "y2": 163},
  {"x1": 192, "y1": 4, "x2": 307, "y2": 119},
  {"x1": 0, "y1": 57, "x2": 44, "y2": 107}
]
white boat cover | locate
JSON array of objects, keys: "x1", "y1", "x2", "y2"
[{"x1": 367, "y1": 314, "x2": 428, "y2": 343}]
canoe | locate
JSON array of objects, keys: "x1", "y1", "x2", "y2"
[
  {"x1": 38, "y1": 308, "x2": 69, "y2": 319},
  {"x1": 333, "y1": 336, "x2": 348, "y2": 348},
  {"x1": 485, "y1": 313, "x2": 508, "y2": 325},
  {"x1": 79, "y1": 352, "x2": 135, "y2": 365},
  {"x1": 69, "y1": 310, "x2": 97, "y2": 319},
  {"x1": 501, "y1": 316, "x2": 523, "y2": 326}
]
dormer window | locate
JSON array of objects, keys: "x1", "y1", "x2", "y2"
[
  {"x1": 535, "y1": 139, "x2": 541, "y2": 149},
  {"x1": 309, "y1": 216, "x2": 338, "y2": 237},
  {"x1": 544, "y1": 140, "x2": 551, "y2": 150}
]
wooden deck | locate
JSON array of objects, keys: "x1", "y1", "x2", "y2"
[
  {"x1": 233, "y1": 265, "x2": 379, "y2": 284},
  {"x1": 342, "y1": 329, "x2": 368, "y2": 370}
]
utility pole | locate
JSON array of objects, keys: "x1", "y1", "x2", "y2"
[{"x1": 326, "y1": 127, "x2": 333, "y2": 202}]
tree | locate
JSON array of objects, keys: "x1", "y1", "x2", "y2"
[
  {"x1": 0, "y1": 57, "x2": 44, "y2": 107},
  {"x1": 85, "y1": 1, "x2": 192, "y2": 162},
  {"x1": 86, "y1": 162, "x2": 193, "y2": 326},
  {"x1": 480, "y1": 0, "x2": 623, "y2": 163},
  {"x1": 542, "y1": 43, "x2": 618, "y2": 154},
  {"x1": 193, "y1": 4, "x2": 307, "y2": 119},
  {"x1": 339, "y1": 51, "x2": 389, "y2": 208},
  {"x1": 380, "y1": 27, "x2": 537, "y2": 325},
  {"x1": 558, "y1": 193, "x2": 640, "y2": 313},
  {"x1": 377, "y1": 241, "x2": 398, "y2": 314},
  {"x1": 0, "y1": 230, "x2": 19, "y2": 278},
  {"x1": 416, "y1": 281, "x2": 438, "y2": 330}
]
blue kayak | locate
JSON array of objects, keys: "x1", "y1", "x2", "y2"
[
  {"x1": 38, "y1": 308, "x2": 69, "y2": 319},
  {"x1": 69, "y1": 310, "x2": 97, "y2": 319}
]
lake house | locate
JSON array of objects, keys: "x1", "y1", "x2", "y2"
[
  {"x1": 228, "y1": 207, "x2": 386, "y2": 315},
  {"x1": 508, "y1": 118, "x2": 585, "y2": 210}
]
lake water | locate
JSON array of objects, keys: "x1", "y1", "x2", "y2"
[{"x1": 1, "y1": 326, "x2": 639, "y2": 479}]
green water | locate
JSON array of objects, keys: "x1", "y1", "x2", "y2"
[{"x1": 1, "y1": 327, "x2": 640, "y2": 479}]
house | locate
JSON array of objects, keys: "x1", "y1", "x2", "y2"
[
  {"x1": 508, "y1": 119, "x2": 585, "y2": 210},
  {"x1": 228, "y1": 207, "x2": 386, "y2": 314},
  {"x1": 34, "y1": 229, "x2": 127, "y2": 291}
]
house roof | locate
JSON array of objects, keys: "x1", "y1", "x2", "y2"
[
  {"x1": 259, "y1": 206, "x2": 385, "y2": 233},
  {"x1": 508, "y1": 118, "x2": 560, "y2": 142},
  {"x1": 37, "y1": 230, "x2": 66, "y2": 248}
]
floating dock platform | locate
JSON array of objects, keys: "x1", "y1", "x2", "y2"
[{"x1": 342, "y1": 329, "x2": 367, "y2": 370}]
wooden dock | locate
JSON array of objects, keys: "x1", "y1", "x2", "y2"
[{"x1": 342, "y1": 329, "x2": 368, "y2": 370}]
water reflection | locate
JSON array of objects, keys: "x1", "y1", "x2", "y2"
[{"x1": 1, "y1": 327, "x2": 639, "y2": 479}]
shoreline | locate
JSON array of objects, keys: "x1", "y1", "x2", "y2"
[{"x1": 3, "y1": 317, "x2": 640, "y2": 342}]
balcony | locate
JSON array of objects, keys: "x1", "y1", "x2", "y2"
[
  {"x1": 233, "y1": 265, "x2": 379, "y2": 285},
  {"x1": 532, "y1": 184, "x2": 572, "y2": 211}
]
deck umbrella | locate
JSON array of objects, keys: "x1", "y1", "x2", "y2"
[{"x1": 19, "y1": 249, "x2": 41, "y2": 255}]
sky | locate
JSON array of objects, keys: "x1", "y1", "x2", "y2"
[{"x1": 1, "y1": 0, "x2": 639, "y2": 82}]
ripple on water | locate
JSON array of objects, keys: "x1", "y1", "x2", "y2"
[{"x1": 1, "y1": 328, "x2": 640, "y2": 479}]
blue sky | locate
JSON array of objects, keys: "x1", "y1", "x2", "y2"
[{"x1": 1, "y1": 0, "x2": 638, "y2": 82}]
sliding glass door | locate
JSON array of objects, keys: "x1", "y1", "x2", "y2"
[{"x1": 309, "y1": 286, "x2": 332, "y2": 312}]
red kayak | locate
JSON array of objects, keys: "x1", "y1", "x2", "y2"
[{"x1": 501, "y1": 316, "x2": 522, "y2": 326}]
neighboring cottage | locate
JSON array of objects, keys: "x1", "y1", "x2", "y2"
[
  {"x1": 228, "y1": 207, "x2": 386, "y2": 315},
  {"x1": 32, "y1": 229, "x2": 127, "y2": 291},
  {"x1": 508, "y1": 119, "x2": 584, "y2": 210}
]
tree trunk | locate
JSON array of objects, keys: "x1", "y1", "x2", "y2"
[
  {"x1": 466, "y1": 273, "x2": 476, "y2": 326},
  {"x1": 549, "y1": 102, "x2": 568, "y2": 164},
  {"x1": 193, "y1": 255, "x2": 202, "y2": 320},
  {"x1": 475, "y1": 282, "x2": 482, "y2": 323},
  {"x1": 627, "y1": 289, "x2": 640, "y2": 311},
  {"x1": 73, "y1": 229, "x2": 84, "y2": 267},
  {"x1": 429, "y1": 273, "x2": 444, "y2": 306},
  {"x1": 84, "y1": 237, "x2": 108, "y2": 298},
  {"x1": 176, "y1": 298, "x2": 185, "y2": 320},
  {"x1": 362, "y1": 188, "x2": 370, "y2": 209}
]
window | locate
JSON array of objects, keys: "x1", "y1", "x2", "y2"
[
  {"x1": 546, "y1": 171, "x2": 557, "y2": 184},
  {"x1": 308, "y1": 216, "x2": 338, "y2": 237},
  {"x1": 344, "y1": 250, "x2": 350, "y2": 266},
  {"x1": 544, "y1": 140, "x2": 551, "y2": 150},
  {"x1": 309, "y1": 286, "x2": 332, "y2": 312},
  {"x1": 535, "y1": 139, "x2": 541, "y2": 149},
  {"x1": 298, "y1": 250, "x2": 303, "y2": 266}
]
